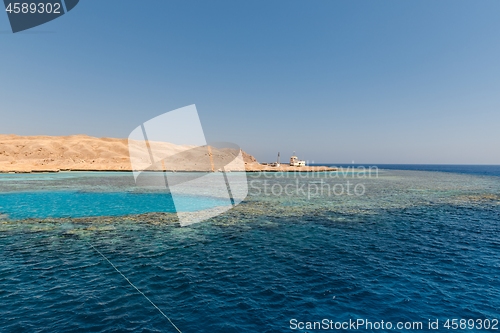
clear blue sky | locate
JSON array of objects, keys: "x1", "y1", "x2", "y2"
[{"x1": 1, "y1": 1, "x2": 499, "y2": 164}]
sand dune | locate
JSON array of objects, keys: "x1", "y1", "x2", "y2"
[
  {"x1": 0, "y1": 134, "x2": 133, "y2": 172},
  {"x1": 0, "y1": 134, "x2": 334, "y2": 173}
]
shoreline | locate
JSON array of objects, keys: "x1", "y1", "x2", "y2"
[{"x1": 0, "y1": 165, "x2": 337, "y2": 174}]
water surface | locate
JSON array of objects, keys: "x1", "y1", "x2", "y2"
[{"x1": 1, "y1": 169, "x2": 499, "y2": 332}]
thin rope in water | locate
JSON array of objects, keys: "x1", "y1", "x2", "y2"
[{"x1": 87, "y1": 242, "x2": 183, "y2": 333}]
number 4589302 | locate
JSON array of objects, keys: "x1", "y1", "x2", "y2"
[
  {"x1": 443, "y1": 319, "x2": 498, "y2": 330},
  {"x1": 5, "y1": 2, "x2": 61, "y2": 14}
]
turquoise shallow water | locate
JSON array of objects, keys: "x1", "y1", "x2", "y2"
[
  {"x1": 0, "y1": 191, "x2": 229, "y2": 220},
  {"x1": 0, "y1": 172, "x2": 231, "y2": 220},
  {"x1": 0, "y1": 169, "x2": 499, "y2": 332}
]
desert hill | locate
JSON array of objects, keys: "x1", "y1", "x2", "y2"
[{"x1": 0, "y1": 134, "x2": 334, "y2": 173}]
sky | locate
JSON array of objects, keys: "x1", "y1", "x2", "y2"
[{"x1": 1, "y1": 0, "x2": 499, "y2": 164}]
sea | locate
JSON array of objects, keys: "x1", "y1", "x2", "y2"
[{"x1": 0, "y1": 165, "x2": 499, "y2": 332}]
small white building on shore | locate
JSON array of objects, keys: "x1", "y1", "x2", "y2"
[{"x1": 290, "y1": 153, "x2": 305, "y2": 167}]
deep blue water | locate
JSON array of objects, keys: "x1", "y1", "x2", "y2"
[
  {"x1": 1, "y1": 170, "x2": 499, "y2": 332},
  {"x1": 2, "y1": 203, "x2": 499, "y2": 332}
]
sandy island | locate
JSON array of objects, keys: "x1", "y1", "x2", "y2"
[{"x1": 0, "y1": 134, "x2": 336, "y2": 173}]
